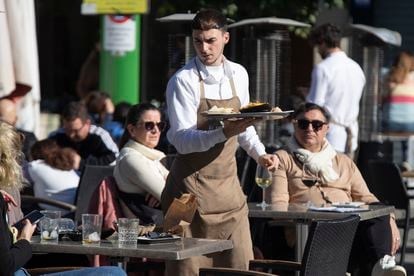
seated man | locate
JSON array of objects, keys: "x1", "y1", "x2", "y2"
[
  {"x1": 270, "y1": 102, "x2": 405, "y2": 276},
  {"x1": 49, "y1": 101, "x2": 118, "y2": 172}
]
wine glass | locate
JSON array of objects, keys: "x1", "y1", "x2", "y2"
[
  {"x1": 302, "y1": 163, "x2": 317, "y2": 207},
  {"x1": 255, "y1": 164, "x2": 272, "y2": 208}
]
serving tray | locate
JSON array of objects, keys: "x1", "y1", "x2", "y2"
[{"x1": 202, "y1": 110, "x2": 294, "y2": 120}]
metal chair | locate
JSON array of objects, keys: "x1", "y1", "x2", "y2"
[
  {"x1": 199, "y1": 267, "x2": 274, "y2": 276},
  {"x1": 367, "y1": 159, "x2": 414, "y2": 265},
  {"x1": 21, "y1": 195, "x2": 76, "y2": 213},
  {"x1": 249, "y1": 215, "x2": 360, "y2": 276}
]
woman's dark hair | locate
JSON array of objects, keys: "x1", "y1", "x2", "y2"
[
  {"x1": 31, "y1": 139, "x2": 76, "y2": 171},
  {"x1": 293, "y1": 102, "x2": 331, "y2": 123},
  {"x1": 113, "y1": 102, "x2": 132, "y2": 124},
  {"x1": 118, "y1": 103, "x2": 160, "y2": 149},
  {"x1": 309, "y1": 23, "x2": 341, "y2": 48},
  {"x1": 83, "y1": 91, "x2": 111, "y2": 124}
]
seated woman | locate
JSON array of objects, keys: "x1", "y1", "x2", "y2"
[
  {"x1": 270, "y1": 103, "x2": 405, "y2": 276},
  {"x1": 114, "y1": 103, "x2": 168, "y2": 225},
  {"x1": 25, "y1": 139, "x2": 80, "y2": 214},
  {"x1": 0, "y1": 121, "x2": 126, "y2": 276}
]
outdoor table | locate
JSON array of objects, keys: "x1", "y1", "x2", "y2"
[
  {"x1": 399, "y1": 171, "x2": 414, "y2": 194},
  {"x1": 248, "y1": 202, "x2": 394, "y2": 264},
  {"x1": 30, "y1": 236, "x2": 233, "y2": 270}
]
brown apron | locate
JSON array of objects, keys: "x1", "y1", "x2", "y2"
[{"x1": 161, "y1": 72, "x2": 253, "y2": 275}]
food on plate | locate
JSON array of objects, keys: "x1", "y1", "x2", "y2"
[
  {"x1": 207, "y1": 105, "x2": 235, "y2": 114},
  {"x1": 271, "y1": 106, "x2": 282, "y2": 112},
  {"x1": 240, "y1": 102, "x2": 272, "y2": 113}
]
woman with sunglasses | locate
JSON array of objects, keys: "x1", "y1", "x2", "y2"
[
  {"x1": 113, "y1": 103, "x2": 168, "y2": 225},
  {"x1": 269, "y1": 102, "x2": 404, "y2": 276}
]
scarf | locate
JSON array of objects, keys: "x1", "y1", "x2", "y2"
[
  {"x1": 289, "y1": 138, "x2": 339, "y2": 184},
  {"x1": 124, "y1": 139, "x2": 166, "y2": 161}
]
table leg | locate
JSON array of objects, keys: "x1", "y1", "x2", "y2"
[
  {"x1": 295, "y1": 223, "x2": 308, "y2": 276},
  {"x1": 110, "y1": 256, "x2": 129, "y2": 271}
]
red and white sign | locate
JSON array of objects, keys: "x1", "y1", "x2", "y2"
[{"x1": 103, "y1": 15, "x2": 136, "y2": 53}]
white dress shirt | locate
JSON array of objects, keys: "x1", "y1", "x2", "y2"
[
  {"x1": 166, "y1": 57, "x2": 266, "y2": 161},
  {"x1": 307, "y1": 51, "x2": 366, "y2": 152}
]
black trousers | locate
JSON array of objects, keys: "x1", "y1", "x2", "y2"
[{"x1": 348, "y1": 215, "x2": 392, "y2": 275}]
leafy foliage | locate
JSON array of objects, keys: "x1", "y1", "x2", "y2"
[{"x1": 152, "y1": 0, "x2": 347, "y2": 37}]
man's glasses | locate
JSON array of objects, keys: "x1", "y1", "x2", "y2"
[
  {"x1": 295, "y1": 119, "x2": 327, "y2": 132},
  {"x1": 141, "y1": 121, "x2": 166, "y2": 132}
]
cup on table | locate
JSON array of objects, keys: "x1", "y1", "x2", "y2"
[
  {"x1": 82, "y1": 214, "x2": 102, "y2": 245},
  {"x1": 39, "y1": 210, "x2": 61, "y2": 243},
  {"x1": 117, "y1": 218, "x2": 140, "y2": 248}
]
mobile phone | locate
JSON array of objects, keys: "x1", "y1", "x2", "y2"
[{"x1": 13, "y1": 210, "x2": 44, "y2": 231}]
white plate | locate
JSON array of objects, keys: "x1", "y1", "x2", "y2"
[
  {"x1": 202, "y1": 110, "x2": 294, "y2": 120},
  {"x1": 331, "y1": 202, "x2": 365, "y2": 208},
  {"x1": 308, "y1": 206, "x2": 369, "y2": 213},
  {"x1": 308, "y1": 206, "x2": 337, "y2": 212}
]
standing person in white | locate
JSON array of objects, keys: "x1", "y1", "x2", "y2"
[
  {"x1": 162, "y1": 8, "x2": 277, "y2": 276},
  {"x1": 307, "y1": 23, "x2": 366, "y2": 158}
]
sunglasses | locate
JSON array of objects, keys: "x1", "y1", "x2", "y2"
[
  {"x1": 141, "y1": 121, "x2": 166, "y2": 132},
  {"x1": 295, "y1": 119, "x2": 327, "y2": 132}
]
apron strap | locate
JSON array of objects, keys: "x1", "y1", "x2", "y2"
[
  {"x1": 195, "y1": 58, "x2": 237, "y2": 100},
  {"x1": 331, "y1": 119, "x2": 353, "y2": 154}
]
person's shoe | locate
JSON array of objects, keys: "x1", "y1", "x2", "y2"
[{"x1": 371, "y1": 256, "x2": 406, "y2": 276}]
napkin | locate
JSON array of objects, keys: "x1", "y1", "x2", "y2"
[{"x1": 163, "y1": 193, "x2": 197, "y2": 233}]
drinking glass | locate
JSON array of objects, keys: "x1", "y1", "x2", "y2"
[
  {"x1": 82, "y1": 214, "x2": 102, "y2": 245},
  {"x1": 39, "y1": 210, "x2": 61, "y2": 243},
  {"x1": 255, "y1": 164, "x2": 272, "y2": 208},
  {"x1": 302, "y1": 163, "x2": 318, "y2": 207},
  {"x1": 118, "y1": 218, "x2": 140, "y2": 248}
]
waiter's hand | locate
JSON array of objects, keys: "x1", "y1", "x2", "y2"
[
  {"x1": 258, "y1": 154, "x2": 279, "y2": 172},
  {"x1": 222, "y1": 118, "x2": 258, "y2": 138}
]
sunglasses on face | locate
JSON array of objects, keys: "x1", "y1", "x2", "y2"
[
  {"x1": 141, "y1": 121, "x2": 166, "y2": 132},
  {"x1": 295, "y1": 119, "x2": 327, "y2": 132}
]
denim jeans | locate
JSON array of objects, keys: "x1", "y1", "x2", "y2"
[{"x1": 15, "y1": 266, "x2": 126, "y2": 276}]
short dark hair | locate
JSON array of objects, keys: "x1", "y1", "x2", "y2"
[
  {"x1": 61, "y1": 101, "x2": 89, "y2": 122},
  {"x1": 309, "y1": 23, "x2": 341, "y2": 48},
  {"x1": 191, "y1": 8, "x2": 228, "y2": 32},
  {"x1": 293, "y1": 102, "x2": 331, "y2": 123}
]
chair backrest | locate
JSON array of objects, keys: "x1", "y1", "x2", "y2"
[
  {"x1": 300, "y1": 215, "x2": 360, "y2": 276},
  {"x1": 199, "y1": 267, "x2": 274, "y2": 276},
  {"x1": 74, "y1": 165, "x2": 114, "y2": 224},
  {"x1": 366, "y1": 160, "x2": 409, "y2": 210}
]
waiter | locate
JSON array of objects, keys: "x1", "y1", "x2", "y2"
[{"x1": 162, "y1": 8, "x2": 277, "y2": 276}]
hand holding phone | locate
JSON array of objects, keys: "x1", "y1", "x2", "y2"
[{"x1": 13, "y1": 210, "x2": 44, "y2": 231}]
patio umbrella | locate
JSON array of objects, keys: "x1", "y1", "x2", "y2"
[{"x1": 0, "y1": 0, "x2": 40, "y2": 133}]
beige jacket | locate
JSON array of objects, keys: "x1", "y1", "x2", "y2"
[{"x1": 270, "y1": 149, "x2": 378, "y2": 205}]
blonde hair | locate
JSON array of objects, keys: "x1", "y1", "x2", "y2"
[{"x1": 0, "y1": 122, "x2": 24, "y2": 190}]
